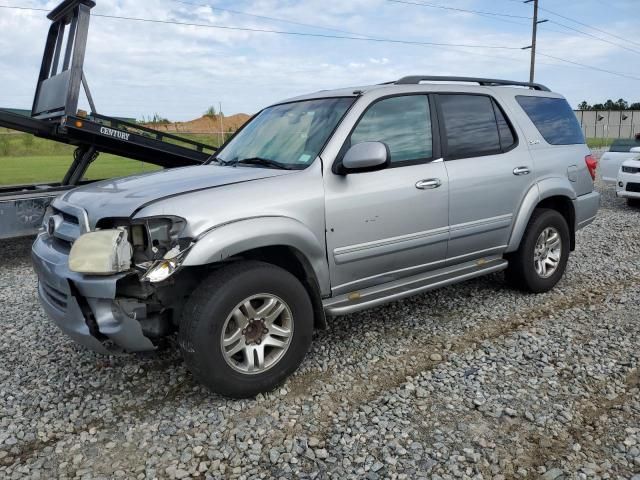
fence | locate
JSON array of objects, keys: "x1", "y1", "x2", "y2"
[{"x1": 574, "y1": 110, "x2": 640, "y2": 140}]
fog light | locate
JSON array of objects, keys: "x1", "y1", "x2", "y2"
[
  {"x1": 69, "y1": 229, "x2": 132, "y2": 275},
  {"x1": 619, "y1": 182, "x2": 624, "y2": 187}
]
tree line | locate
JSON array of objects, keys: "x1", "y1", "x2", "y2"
[{"x1": 577, "y1": 99, "x2": 640, "y2": 111}]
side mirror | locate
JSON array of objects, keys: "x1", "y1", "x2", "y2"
[
  {"x1": 630, "y1": 147, "x2": 640, "y2": 154},
  {"x1": 339, "y1": 141, "x2": 390, "y2": 174}
]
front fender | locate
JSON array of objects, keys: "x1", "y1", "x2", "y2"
[
  {"x1": 506, "y1": 177, "x2": 577, "y2": 253},
  {"x1": 182, "y1": 216, "x2": 330, "y2": 295}
]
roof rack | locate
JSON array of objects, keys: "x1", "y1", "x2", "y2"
[{"x1": 394, "y1": 76, "x2": 550, "y2": 92}]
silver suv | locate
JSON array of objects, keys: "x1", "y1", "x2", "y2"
[{"x1": 32, "y1": 76, "x2": 600, "y2": 397}]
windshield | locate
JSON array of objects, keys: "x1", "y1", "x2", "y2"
[
  {"x1": 610, "y1": 139, "x2": 640, "y2": 153},
  {"x1": 216, "y1": 97, "x2": 355, "y2": 169}
]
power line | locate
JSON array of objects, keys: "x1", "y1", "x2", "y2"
[
  {"x1": 386, "y1": 0, "x2": 640, "y2": 57},
  {"x1": 170, "y1": 0, "x2": 369, "y2": 38},
  {"x1": 502, "y1": 0, "x2": 640, "y2": 49},
  {"x1": 0, "y1": 4, "x2": 524, "y2": 50},
  {"x1": 538, "y1": 4, "x2": 640, "y2": 49},
  {"x1": 0, "y1": 3, "x2": 553, "y2": 72},
  {"x1": 537, "y1": 51, "x2": 640, "y2": 81},
  {"x1": 0, "y1": 3, "x2": 638, "y2": 83},
  {"x1": 546, "y1": 20, "x2": 640, "y2": 56},
  {"x1": 386, "y1": 0, "x2": 531, "y2": 20}
]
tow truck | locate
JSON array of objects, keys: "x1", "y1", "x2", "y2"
[{"x1": 0, "y1": 0, "x2": 216, "y2": 239}]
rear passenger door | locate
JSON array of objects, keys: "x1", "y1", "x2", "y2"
[{"x1": 436, "y1": 93, "x2": 534, "y2": 263}]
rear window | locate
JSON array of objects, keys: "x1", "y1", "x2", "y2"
[
  {"x1": 516, "y1": 96, "x2": 585, "y2": 145},
  {"x1": 610, "y1": 139, "x2": 640, "y2": 153}
]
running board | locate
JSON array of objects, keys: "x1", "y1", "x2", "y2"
[{"x1": 323, "y1": 257, "x2": 508, "y2": 316}]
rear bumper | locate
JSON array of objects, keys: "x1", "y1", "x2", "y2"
[
  {"x1": 31, "y1": 233, "x2": 156, "y2": 354},
  {"x1": 573, "y1": 191, "x2": 600, "y2": 230}
]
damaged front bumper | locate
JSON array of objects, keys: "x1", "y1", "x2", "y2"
[{"x1": 32, "y1": 233, "x2": 156, "y2": 354}]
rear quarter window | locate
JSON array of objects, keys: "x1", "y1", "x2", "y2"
[{"x1": 516, "y1": 96, "x2": 585, "y2": 145}]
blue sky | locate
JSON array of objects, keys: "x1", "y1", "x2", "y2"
[{"x1": 0, "y1": 0, "x2": 638, "y2": 120}]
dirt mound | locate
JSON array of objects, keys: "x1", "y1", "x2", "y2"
[{"x1": 145, "y1": 114, "x2": 250, "y2": 134}]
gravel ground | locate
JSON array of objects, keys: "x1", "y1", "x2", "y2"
[{"x1": 1, "y1": 179, "x2": 640, "y2": 480}]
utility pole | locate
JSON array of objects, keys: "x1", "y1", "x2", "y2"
[{"x1": 522, "y1": 0, "x2": 547, "y2": 83}]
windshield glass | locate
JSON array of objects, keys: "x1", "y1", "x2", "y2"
[{"x1": 216, "y1": 97, "x2": 355, "y2": 169}]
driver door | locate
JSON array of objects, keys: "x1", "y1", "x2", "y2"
[{"x1": 323, "y1": 94, "x2": 450, "y2": 296}]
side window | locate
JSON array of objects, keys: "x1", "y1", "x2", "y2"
[
  {"x1": 349, "y1": 95, "x2": 433, "y2": 164},
  {"x1": 516, "y1": 96, "x2": 585, "y2": 145},
  {"x1": 493, "y1": 100, "x2": 516, "y2": 151},
  {"x1": 439, "y1": 94, "x2": 502, "y2": 159}
]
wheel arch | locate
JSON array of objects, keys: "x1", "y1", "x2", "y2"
[
  {"x1": 507, "y1": 179, "x2": 577, "y2": 253},
  {"x1": 182, "y1": 217, "x2": 329, "y2": 329}
]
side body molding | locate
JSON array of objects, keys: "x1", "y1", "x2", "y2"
[
  {"x1": 506, "y1": 177, "x2": 577, "y2": 253},
  {"x1": 183, "y1": 216, "x2": 331, "y2": 296}
]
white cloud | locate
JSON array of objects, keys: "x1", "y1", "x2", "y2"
[{"x1": 0, "y1": 0, "x2": 638, "y2": 119}]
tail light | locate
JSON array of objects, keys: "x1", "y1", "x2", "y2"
[{"x1": 585, "y1": 154, "x2": 597, "y2": 181}]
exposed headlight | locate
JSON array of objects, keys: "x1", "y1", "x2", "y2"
[
  {"x1": 68, "y1": 228, "x2": 132, "y2": 275},
  {"x1": 91, "y1": 216, "x2": 191, "y2": 282},
  {"x1": 140, "y1": 245, "x2": 190, "y2": 283}
]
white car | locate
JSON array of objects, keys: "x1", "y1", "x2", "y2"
[
  {"x1": 616, "y1": 157, "x2": 640, "y2": 207},
  {"x1": 600, "y1": 141, "x2": 640, "y2": 184}
]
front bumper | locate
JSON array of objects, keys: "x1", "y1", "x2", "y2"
[
  {"x1": 616, "y1": 174, "x2": 640, "y2": 199},
  {"x1": 32, "y1": 233, "x2": 156, "y2": 354}
]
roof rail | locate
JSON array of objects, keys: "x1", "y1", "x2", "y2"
[{"x1": 395, "y1": 76, "x2": 551, "y2": 92}]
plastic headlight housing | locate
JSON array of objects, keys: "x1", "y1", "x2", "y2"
[{"x1": 68, "y1": 228, "x2": 132, "y2": 275}]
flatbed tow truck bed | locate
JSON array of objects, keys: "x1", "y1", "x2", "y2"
[{"x1": 0, "y1": 0, "x2": 216, "y2": 239}]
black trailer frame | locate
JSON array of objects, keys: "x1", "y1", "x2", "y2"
[{"x1": 0, "y1": 0, "x2": 217, "y2": 239}]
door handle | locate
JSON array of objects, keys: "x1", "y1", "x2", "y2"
[
  {"x1": 513, "y1": 166, "x2": 531, "y2": 176},
  {"x1": 416, "y1": 178, "x2": 442, "y2": 190}
]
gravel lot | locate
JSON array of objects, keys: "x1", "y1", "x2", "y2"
[{"x1": 1, "y1": 179, "x2": 639, "y2": 480}]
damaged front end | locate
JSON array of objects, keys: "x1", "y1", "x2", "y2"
[{"x1": 32, "y1": 203, "x2": 198, "y2": 354}]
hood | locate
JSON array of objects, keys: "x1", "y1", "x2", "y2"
[
  {"x1": 621, "y1": 158, "x2": 640, "y2": 168},
  {"x1": 61, "y1": 165, "x2": 294, "y2": 224}
]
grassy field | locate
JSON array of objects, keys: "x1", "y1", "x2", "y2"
[
  {"x1": 0, "y1": 132, "x2": 219, "y2": 186},
  {"x1": 586, "y1": 138, "x2": 615, "y2": 149},
  {"x1": 1, "y1": 154, "x2": 162, "y2": 185}
]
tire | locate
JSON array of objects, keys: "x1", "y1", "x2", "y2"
[
  {"x1": 627, "y1": 198, "x2": 640, "y2": 208},
  {"x1": 179, "y1": 261, "x2": 314, "y2": 398},
  {"x1": 505, "y1": 208, "x2": 570, "y2": 293}
]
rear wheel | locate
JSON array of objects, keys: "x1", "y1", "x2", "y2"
[
  {"x1": 179, "y1": 261, "x2": 314, "y2": 398},
  {"x1": 506, "y1": 208, "x2": 570, "y2": 293}
]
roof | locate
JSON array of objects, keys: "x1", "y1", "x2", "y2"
[{"x1": 279, "y1": 76, "x2": 554, "y2": 105}]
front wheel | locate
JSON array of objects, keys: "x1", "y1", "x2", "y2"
[
  {"x1": 627, "y1": 198, "x2": 640, "y2": 208},
  {"x1": 505, "y1": 208, "x2": 570, "y2": 293},
  {"x1": 179, "y1": 261, "x2": 314, "y2": 398}
]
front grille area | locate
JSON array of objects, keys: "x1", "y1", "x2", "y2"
[
  {"x1": 626, "y1": 182, "x2": 640, "y2": 193},
  {"x1": 41, "y1": 282, "x2": 68, "y2": 311},
  {"x1": 622, "y1": 166, "x2": 640, "y2": 174}
]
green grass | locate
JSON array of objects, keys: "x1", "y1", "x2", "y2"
[
  {"x1": 0, "y1": 154, "x2": 161, "y2": 186},
  {"x1": 0, "y1": 131, "x2": 213, "y2": 186},
  {"x1": 586, "y1": 137, "x2": 615, "y2": 149}
]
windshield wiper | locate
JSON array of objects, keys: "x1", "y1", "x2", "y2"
[{"x1": 232, "y1": 157, "x2": 295, "y2": 170}]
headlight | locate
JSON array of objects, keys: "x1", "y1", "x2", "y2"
[
  {"x1": 68, "y1": 228, "x2": 132, "y2": 275},
  {"x1": 89, "y1": 216, "x2": 191, "y2": 282},
  {"x1": 140, "y1": 245, "x2": 191, "y2": 283}
]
